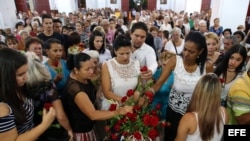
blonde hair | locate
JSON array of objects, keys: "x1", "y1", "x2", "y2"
[
  {"x1": 205, "y1": 32, "x2": 219, "y2": 44},
  {"x1": 93, "y1": 26, "x2": 105, "y2": 34},
  {"x1": 25, "y1": 51, "x2": 51, "y2": 87},
  {"x1": 187, "y1": 73, "x2": 222, "y2": 140}
]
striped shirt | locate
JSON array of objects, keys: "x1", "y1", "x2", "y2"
[
  {"x1": 0, "y1": 98, "x2": 34, "y2": 134},
  {"x1": 0, "y1": 103, "x2": 16, "y2": 133}
]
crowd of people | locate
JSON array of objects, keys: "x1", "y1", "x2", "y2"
[{"x1": 0, "y1": 7, "x2": 250, "y2": 141}]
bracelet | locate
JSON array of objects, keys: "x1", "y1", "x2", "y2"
[{"x1": 148, "y1": 87, "x2": 155, "y2": 95}]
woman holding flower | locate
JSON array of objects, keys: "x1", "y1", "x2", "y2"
[
  {"x1": 63, "y1": 52, "x2": 132, "y2": 141},
  {"x1": 214, "y1": 44, "x2": 247, "y2": 107},
  {"x1": 44, "y1": 38, "x2": 70, "y2": 98},
  {"x1": 101, "y1": 34, "x2": 141, "y2": 110},
  {"x1": 0, "y1": 48, "x2": 56, "y2": 141},
  {"x1": 150, "y1": 31, "x2": 214, "y2": 141}
]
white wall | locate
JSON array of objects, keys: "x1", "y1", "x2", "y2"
[
  {"x1": 185, "y1": 0, "x2": 201, "y2": 15},
  {"x1": 210, "y1": 0, "x2": 249, "y2": 33},
  {"x1": 86, "y1": 0, "x2": 97, "y2": 9},
  {"x1": 105, "y1": 0, "x2": 121, "y2": 10},
  {"x1": 52, "y1": 0, "x2": 78, "y2": 14},
  {"x1": 173, "y1": 0, "x2": 186, "y2": 13},
  {"x1": 0, "y1": 0, "x2": 17, "y2": 30},
  {"x1": 156, "y1": 0, "x2": 171, "y2": 10}
]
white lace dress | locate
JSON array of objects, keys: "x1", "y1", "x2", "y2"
[{"x1": 101, "y1": 58, "x2": 140, "y2": 110}]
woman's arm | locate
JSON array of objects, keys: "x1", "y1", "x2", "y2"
[
  {"x1": 74, "y1": 92, "x2": 132, "y2": 120},
  {"x1": 151, "y1": 56, "x2": 176, "y2": 92},
  {"x1": 0, "y1": 104, "x2": 56, "y2": 141},
  {"x1": 101, "y1": 63, "x2": 122, "y2": 102},
  {"x1": 175, "y1": 113, "x2": 195, "y2": 141},
  {"x1": 52, "y1": 99, "x2": 73, "y2": 140}
]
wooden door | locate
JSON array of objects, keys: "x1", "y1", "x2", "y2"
[
  {"x1": 33, "y1": 0, "x2": 50, "y2": 14},
  {"x1": 121, "y1": 0, "x2": 129, "y2": 11},
  {"x1": 147, "y1": 0, "x2": 156, "y2": 11},
  {"x1": 201, "y1": 0, "x2": 211, "y2": 11},
  {"x1": 15, "y1": 0, "x2": 28, "y2": 12}
]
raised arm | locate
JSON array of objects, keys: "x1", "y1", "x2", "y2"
[{"x1": 151, "y1": 56, "x2": 176, "y2": 92}]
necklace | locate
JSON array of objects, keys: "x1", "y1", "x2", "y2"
[{"x1": 227, "y1": 69, "x2": 235, "y2": 72}]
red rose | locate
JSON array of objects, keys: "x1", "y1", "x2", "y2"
[
  {"x1": 54, "y1": 61, "x2": 59, "y2": 67},
  {"x1": 151, "y1": 110, "x2": 157, "y2": 115},
  {"x1": 145, "y1": 91, "x2": 154, "y2": 99},
  {"x1": 111, "y1": 134, "x2": 118, "y2": 140},
  {"x1": 44, "y1": 102, "x2": 52, "y2": 111},
  {"x1": 127, "y1": 89, "x2": 134, "y2": 97},
  {"x1": 121, "y1": 96, "x2": 128, "y2": 103},
  {"x1": 104, "y1": 125, "x2": 110, "y2": 132},
  {"x1": 130, "y1": 113, "x2": 137, "y2": 122},
  {"x1": 133, "y1": 105, "x2": 141, "y2": 112},
  {"x1": 148, "y1": 128, "x2": 159, "y2": 139},
  {"x1": 122, "y1": 131, "x2": 129, "y2": 137},
  {"x1": 114, "y1": 124, "x2": 120, "y2": 131},
  {"x1": 109, "y1": 104, "x2": 117, "y2": 111},
  {"x1": 133, "y1": 131, "x2": 142, "y2": 140},
  {"x1": 150, "y1": 115, "x2": 160, "y2": 127},
  {"x1": 156, "y1": 104, "x2": 161, "y2": 109},
  {"x1": 143, "y1": 114, "x2": 151, "y2": 126},
  {"x1": 140, "y1": 66, "x2": 148, "y2": 72},
  {"x1": 161, "y1": 121, "x2": 171, "y2": 127},
  {"x1": 125, "y1": 112, "x2": 133, "y2": 118},
  {"x1": 219, "y1": 78, "x2": 225, "y2": 83}
]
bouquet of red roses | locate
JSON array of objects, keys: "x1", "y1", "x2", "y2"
[{"x1": 105, "y1": 66, "x2": 170, "y2": 141}]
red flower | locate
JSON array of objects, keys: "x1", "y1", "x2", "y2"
[
  {"x1": 44, "y1": 102, "x2": 52, "y2": 111},
  {"x1": 219, "y1": 78, "x2": 225, "y2": 83},
  {"x1": 133, "y1": 131, "x2": 142, "y2": 140},
  {"x1": 140, "y1": 66, "x2": 148, "y2": 72},
  {"x1": 133, "y1": 105, "x2": 141, "y2": 112},
  {"x1": 111, "y1": 134, "x2": 118, "y2": 140},
  {"x1": 114, "y1": 124, "x2": 120, "y2": 131},
  {"x1": 109, "y1": 104, "x2": 117, "y2": 111},
  {"x1": 161, "y1": 121, "x2": 171, "y2": 127},
  {"x1": 54, "y1": 61, "x2": 59, "y2": 67},
  {"x1": 156, "y1": 104, "x2": 161, "y2": 110},
  {"x1": 150, "y1": 115, "x2": 160, "y2": 127},
  {"x1": 126, "y1": 89, "x2": 134, "y2": 97},
  {"x1": 121, "y1": 96, "x2": 128, "y2": 103},
  {"x1": 148, "y1": 128, "x2": 159, "y2": 139},
  {"x1": 104, "y1": 125, "x2": 110, "y2": 132},
  {"x1": 143, "y1": 114, "x2": 151, "y2": 126}
]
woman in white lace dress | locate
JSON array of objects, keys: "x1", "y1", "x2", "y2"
[{"x1": 101, "y1": 34, "x2": 140, "y2": 110}]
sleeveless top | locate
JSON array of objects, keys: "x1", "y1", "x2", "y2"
[
  {"x1": 168, "y1": 56, "x2": 206, "y2": 115},
  {"x1": 63, "y1": 78, "x2": 97, "y2": 133},
  {"x1": 0, "y1": 98, "x2": 34, "y2": 134},
  {"x1": 101, "y1": 58, "x2": 140, "y2": 110},
  {"x1": 186, "y1": 108, "x2": 226, "y2": 141}
]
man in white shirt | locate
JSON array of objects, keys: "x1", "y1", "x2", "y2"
[{"x1": 130, "y1": 22, "x2": 158, "y2": 79}]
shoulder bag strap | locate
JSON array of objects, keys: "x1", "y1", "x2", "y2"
[{"x1": 172, "y1": 40, "x2": 178, "y2": 55}]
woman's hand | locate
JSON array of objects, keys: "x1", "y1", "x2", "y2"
[
  {"x1": 141, "y1": 70, "x2": 152, "y2": 80},
  {"x1": 54, "y1": 73, "x2": 63, "y2": 83},
  {"x1": 67, "y1": 130, "x2": 74, "y2": 141},
  {"x1": 41, "y1": 107, "x2": 56, "y2": 127},
  {"x1": 117, "y1": 105, "x2": 133, "y2": 115}
]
